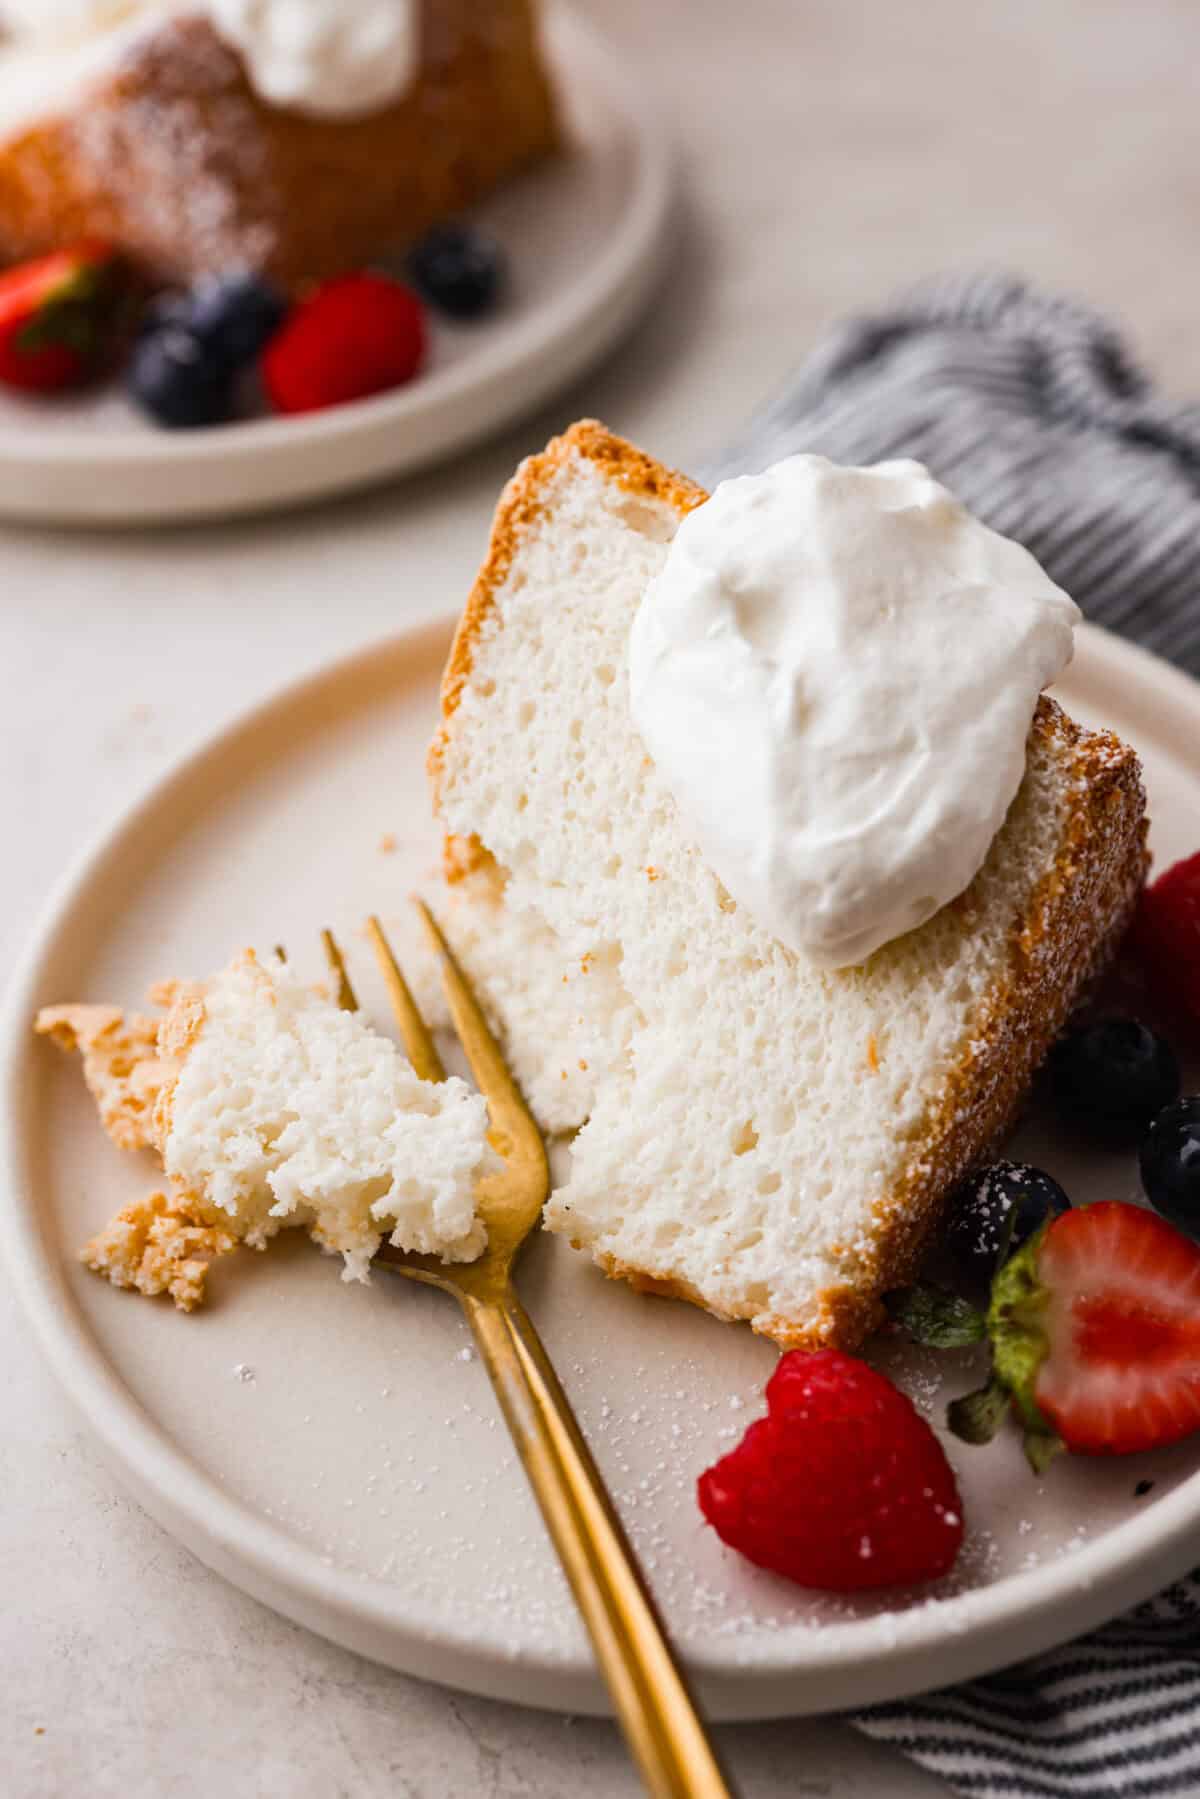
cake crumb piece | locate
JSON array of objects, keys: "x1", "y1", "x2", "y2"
[
  {"x1": 35, "y1": 1004, "x2": 169, "y2": 1151},
  {"x1": 81, "y1": 1190, "x2": 236, "y2": 1311},
  {"x1": 379, "y1": 833, "x2": 398, "y2": 854}
]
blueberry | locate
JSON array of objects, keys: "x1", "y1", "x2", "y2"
[
  {"x1": 127, "y1": 328, "x2": 234, "y2": 428},
  {"x1": 1139, "y1": 1096, "x2": 1200, "y2": 1238},
  {"x1": 1048, "y1": 1018, "x2": 1180, "y2": 1142},
  {"x1": 137, "y1": 289, "x2": 192, "y2": 340},
  {"x1": 945, "y1": 1161, "x2": 1070, "y2": 1286},
  {"x1": 186, "y1": 272, "x2": 287, "y2": 364},
  {"x1": 407, "y1": 224, "x2": 505, "y2": 320}
]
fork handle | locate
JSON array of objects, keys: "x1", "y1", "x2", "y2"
[{"x1": 462, "y1": 1289, "x2": 737, "y2": 1799}]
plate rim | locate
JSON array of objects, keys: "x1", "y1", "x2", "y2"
[
  {"x1": 0, "y1": 7, "x2": 675, "y2": 522},
  {"x1": 4, "y1": 615, "x2": 1200, "y2": 1720}
]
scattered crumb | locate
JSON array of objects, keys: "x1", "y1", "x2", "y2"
[
  {"x1": 645, "y1": 866, "x2": 662, "y2": 881},
  {"x1": 233, "y1": 1363, "x2": 256, "y2": 1384},
  {"x1": 81, "y1": 1190, "x2": 236, "y2": 1311},
  {"x1": 34, "y1": 1728, "x2": 44, "y2": 1738},
  {"x1": 455, "y1": 1346, "x2": 475, "y2": 1363},
  {"x1": 379, "y1": 833, "x2": 398, "y2": 855},
  {"x1": 1134, "y1": 1478, "x2": 1156, "y2": 1498}
]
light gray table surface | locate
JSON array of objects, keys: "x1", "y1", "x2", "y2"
[{"x1": 5, "y1": 2, "x2": 1200, "y2": 1793}]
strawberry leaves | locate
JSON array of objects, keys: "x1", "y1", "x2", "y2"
[
  {"x1": 0, "y1": 241, "x2": 127, "y2": 393},
  {"x1": 888, "y1": 1247, "x2": 1066, "y2": 1472},
  {"x1": 946, "y1": 1375, "x2": 1010, "y2": 1447},
  {"x1": 16, "y1": 261, "x2": 113, "y2": 356},
  {"x1": 885, "y1": 1283, "x2": 987, "y2": 1348}
]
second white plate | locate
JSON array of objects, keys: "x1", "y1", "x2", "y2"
[
  {"x1": 0, "y1": 10, "x2": 672, "y2": 525},
  {"x1": 4, "y1": 619, "x2": 1200, "y2": 1719}
]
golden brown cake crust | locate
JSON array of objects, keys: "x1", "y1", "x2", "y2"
[
  {"x1": 428, "y1": 420, "x2": 706, "y2": 868},
  {"x1": 430, "y1": 419, "x2": 1151, "y2": 1351},
  {"x1": 0, "y1": 3, "x2": 560, "y2": 288},
  {"x1": 38, "y1": 974, "x2": 225, "y2": 1309},
  {"x1": 35, "y1": 1002, "x2": 170, "y2": 1152}
]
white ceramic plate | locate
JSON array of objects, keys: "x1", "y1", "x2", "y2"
[
  {"x1": 0, "y1": 11, "x2": 671, "y2": 526},
  {"x1": 4, "y1": 619, "x2": 1200, "y2": 1721}
]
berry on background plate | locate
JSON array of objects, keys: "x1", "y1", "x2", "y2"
[
  {"x1": 1134, "y1": 850, "x2": 1200, "y2": 1034},
  {"x1": 1140, "y1": 1096, "x2": 1200, "y2": 1238},
  {"x1": 128, "y1": 331, "x2": 235, "y2": 429},
  {"x1": 261, "y1": 271, "x2": 426, "y2": 415},
  {"x1": 184, "y1": 272, "x2": 287, "y2": 366},
  {"x1": 944, "y1": 1161, "x2": 1070, "y2": 1287},
  {"x1": 129, "y1": 271, "x2": 288, "y2": 428},
  {"x1": 407, "y1": 223, "x2": 506, "y2": 320},
  {"x1": 1047, "y1": 1016, "x2": 1180, "y2": 1143},
  {"x1": 697, "y1": 1349, "x2": 964, "y2": 1591},
  {"x1": 0, "y1": 240, "x2": 125, "y2": 393}
]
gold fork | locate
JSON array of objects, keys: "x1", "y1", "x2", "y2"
[{"x1": 320, "y1": 910, "x2": 736, "y2": 1799}]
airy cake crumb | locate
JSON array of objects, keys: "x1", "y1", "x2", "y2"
[
  {"x1": 40, "y1": 950, "x2": 493, "y2": 1311},
  {"x1": 80, "y1": 1189, "x2": 237, "y2": 1312}
]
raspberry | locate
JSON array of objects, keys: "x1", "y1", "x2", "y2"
[
  {"x1": 1132, "y1": 851, "x2": 1200, "y2": 1034},
  {"x1": 697, "y1": 1350, "x2": 964, "y2": 1591}
]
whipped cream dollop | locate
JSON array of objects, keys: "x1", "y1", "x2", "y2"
[
  {"x1": 628, "y1": 456, "x2": 1079, "y2": 969},
  {"x1": 1, "y1": 0, "x2": 418, "y2": 120},
  {"x1": 1, "y1": 0, "x2": 143, "y2": 40},
  {"x1": 209, "y1": 0, "x2": 417, "y2": 118}
]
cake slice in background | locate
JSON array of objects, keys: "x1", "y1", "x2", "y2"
[
  {"x1": 428, "y1": 421, "x2": 1149, "y2": 1351},
  {"x1": 0, "y1": 2, "x2": 559, "y2": 287}
]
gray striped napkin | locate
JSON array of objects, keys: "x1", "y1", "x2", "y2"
[{"x1": 705, "y1": 271, "x2": 1200, "y2": 1798}]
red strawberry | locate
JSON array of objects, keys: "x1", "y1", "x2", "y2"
[
  {"x1": 1026, "y1": 1203, "x2": 1200, "y2": 1455},
  {"x1": 261, "y1": 271, "x2": 426, "y2": 415},
  {"x1": 697, "y1": 1350, "x2": 964, "y2": 1591},
  {"x1": 947, "y1": 1201, "x2": 1200, "y2": 1467},
  {"x1": 0, "y1": 240, "x2": 125, "y2": 392},
  {"x1": 1132, "y1": 850, "x2": 1200, "y2": 1035}
]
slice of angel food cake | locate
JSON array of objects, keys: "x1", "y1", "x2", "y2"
[
  {"x1": 37, "y1": 949, "x2": 493, "y2": 1310},
  {"x1": 426, "y1": 421, "x2": 1149, "y2": 1351}
]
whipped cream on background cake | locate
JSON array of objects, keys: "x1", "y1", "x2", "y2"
[
  {"x1": 0, "y1": 0, "x2": 418, "y2": 135},
  {"x1": 628, "y1": 455, "x2": 1080, "y2": 968}
]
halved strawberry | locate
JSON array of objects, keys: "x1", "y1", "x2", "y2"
[
  {"x1": 0, "y1": 240, "x2": 126, "y2": 392},
  {"x1": 944, "y1": 1201, "x2": 1200, "y2": 1467},
  {"x1": 1031, "y1": 1203, "x2": 1200, "y2": 1455}
]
